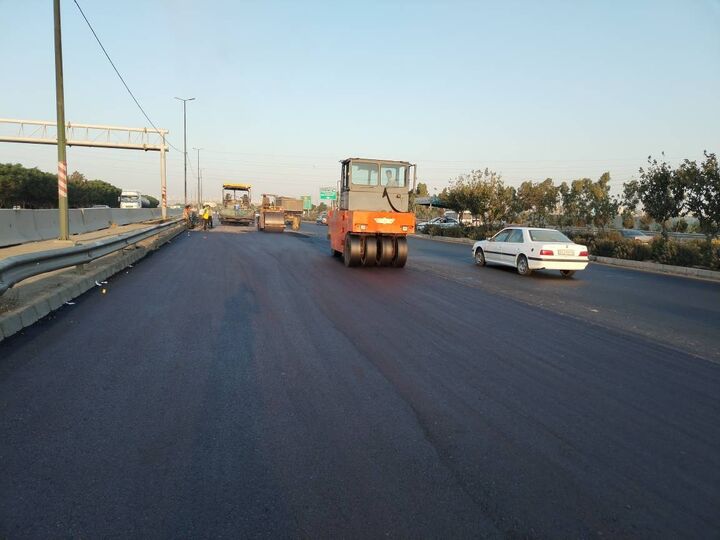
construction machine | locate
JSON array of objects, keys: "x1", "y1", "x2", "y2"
[
  {"x1": 219, "y1": 183, "x2": 255, "y2": 226},
  {"x1": 328, "y1": 158, "x2": 416, "y2": 267},
  {"x1": 257, "y1": 194, "x2": 286, "y2": 232},
  {"x1": 277, "y1": 196, "x2": 303, "y2": 230}
]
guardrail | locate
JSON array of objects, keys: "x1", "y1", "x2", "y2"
[
  {"x1": 559, "y1": 226, "x2": 709, "y2": 242},
  {"x1": 0, "y1": 208, "x2": 183, "y2": 248},
  {"x1": 0, "y1": 219, "x2": 183, "y2": 295}
]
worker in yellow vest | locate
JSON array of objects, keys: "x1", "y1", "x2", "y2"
[{"x1": 202, "y1": 205, "x2": 212, "y2": 231}]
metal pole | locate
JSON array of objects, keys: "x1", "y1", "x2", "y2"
[
  {"x1": 160, "y1": 133, "x2": 167, "y2": 220},
  {"x1": 182, "y1": 101, "x2": 187, "y2": 205},
  {"x1": 175, "y1": 97, "x2": 194, "y2": 206},
  {"x1": 196, "y1": 148, "x2": 201, "y2": 207},
  {"x1": 53, "y1": 0, "x2": 69, "y2": 240}
]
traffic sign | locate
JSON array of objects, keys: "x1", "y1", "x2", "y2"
[
  {"x1": 301, "y1": 195, "x2": 312, "y2": 210},
  {"x1": 320, "y1": 187, "x2": 337, "y2": 201}
]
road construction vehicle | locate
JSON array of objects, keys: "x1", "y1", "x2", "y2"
[
  {"x1": 257, "y1": 194, "x2": 286, "y2": 232},
  {"x1": 328, "y1": 158, "x2": 416, "y2": 267},
  {"x1": 277, "y1": 196, "x2": 303, "y2": 230},
  {"x1": 219, "y1": 183, "x2": 255, "y2": 226}
]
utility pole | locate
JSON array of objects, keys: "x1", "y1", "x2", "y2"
[
  {"x1": 174, "y1": 97, "x2": 195, "y2": 205},
  {"x1": 53, "y1": 0, "x2": 69, "y2": 240},
  {"x1": 160, "y1": 133, "x2": 167, "y2": 220},
  {"x1": 193, "y1": 147, "x2": 202, "y2": 207}
]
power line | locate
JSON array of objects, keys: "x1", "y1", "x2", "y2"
[{"x1": 72, "y1": 0, "x2": 183, "y2": 154}]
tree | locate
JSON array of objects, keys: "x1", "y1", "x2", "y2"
[
  {"x1": 559, "y1": 179, "x2": 593, "y2": 227},
  {"x1": 516, "y1": 178, "x2": 558, "y2": 226},
  {"x1": 678, "y1": 151, "x2": 720, "y2": 263},
  {"x1": 588, "y1": 172, "x2": 619, "y2": 229},
  {"x1": 624, "y1": 155, "x2": 685, "y2": 238},
  {"x1": 439, "y1": 182, "x2": 466, "y2": 221},
  {"x1": 415, "y1": 182, "x2": 429, "y2": 196},
  {"x1": 0, "y1": 163, "x2": 58, "y2": 208},
  {"x1": 69, "y1": 171, "x2": 87, "y2": 183},
  {"x1": 440, "y1": 169, "x2": 515, "y2": 230},
  {"x1": 144, "y1": 195, "x2": 159, "y2": 208},
  {"x1": 621, "y1": 209, "x2": 635, "y2": 229}
]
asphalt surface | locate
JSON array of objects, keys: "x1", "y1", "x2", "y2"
[{"x1": 1, "y1": 223, "x2": 719, "y2": 538}]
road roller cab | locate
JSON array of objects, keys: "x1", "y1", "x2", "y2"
[{"x1": 328, "y1": 158, "x2": 416, "y2": 267}]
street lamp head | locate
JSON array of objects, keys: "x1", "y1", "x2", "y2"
[{"x1": 174, "y1": 96, "x2": 196, "y2": 102}]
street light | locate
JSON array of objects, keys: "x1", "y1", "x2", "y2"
[
  {"x1": 174, "y1": 96, "x2": 195, "y2": 205},
  {"x1": 193, "y1": 147, "x2": 202, "y2": 207}
]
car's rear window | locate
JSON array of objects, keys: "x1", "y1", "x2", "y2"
[{"x1": 529, "y1": 229, "x2": 571, "y2": 242}]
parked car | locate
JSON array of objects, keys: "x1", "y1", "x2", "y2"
[
  {"x1": 619, "y1": 229, "x2": 654, "y2": 243},
  {"x1": 316, "y1": 212, "x2": 328, "y2": 225},
  {"x1": 472, "y1": 227, "x2": 589, "y2": 277},
  {"x1": 417, "y1": 216, "x2": 460, "y2": 232}
]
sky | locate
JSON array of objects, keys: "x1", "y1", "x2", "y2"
[{"x1": 1, "y1": 0, "x2": 718, "y2": 204}]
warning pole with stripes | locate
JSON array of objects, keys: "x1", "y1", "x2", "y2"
[{"x1": 54, "y1": 0, "x2": 70, "y2": 240}]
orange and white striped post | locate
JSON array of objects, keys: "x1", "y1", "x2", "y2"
[{"x1": 54, "y1": 0, "x2": 70, "y2": 240}]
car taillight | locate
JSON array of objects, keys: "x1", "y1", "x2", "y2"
[
  {"x1": 579, "y1": 250, "x2": 588, "y2": 257},
  {"x1": 539, "y1": 249, "x2": 554, "y2": 256}
]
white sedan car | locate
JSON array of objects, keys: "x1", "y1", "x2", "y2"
[{"x1": 472, "y1": 227, "x2": 589, "y2": 277}]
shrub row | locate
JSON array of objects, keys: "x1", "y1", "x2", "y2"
[{"x1": 571, "y1": 235, "x2": 720, "y2": 269}]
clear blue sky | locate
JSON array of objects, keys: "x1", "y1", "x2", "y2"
[{"x1": 1, "y1": 0, "x2": 718, "y2": 203}]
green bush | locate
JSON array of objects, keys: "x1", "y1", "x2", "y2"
[
  {"x1": 634, "y1": 242, "x2": 652, "y2": 261},
  {"x1": 611, "y1": 240, "x2": 634, "y2": 260},
  {"x1": 650, "y1": 238, "x2": 678, "y2": 265},
  {"x1": 672, "y1": 242, "x2": 702, "y2": 267},
  {"x1": 593, "y1": 239, "x2": 617, "y2": 257},
  {"x1": 424, "y1": 225, "x2": 464, "y2": 237}
]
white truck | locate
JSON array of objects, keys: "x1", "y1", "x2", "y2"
[{"x1": 119, "y1": 190, "x2": 151, "y2": 209}]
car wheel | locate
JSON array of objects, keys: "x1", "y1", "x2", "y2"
[
  {"x1": 560, "y1": 270, "x2": 575, "y2": 278},
  {"x1": 516, "y1": 255, "x2": 532, "y2": 276},
  {"x1": 474, "y1": 248, "x2": 486, "y2": 266}
]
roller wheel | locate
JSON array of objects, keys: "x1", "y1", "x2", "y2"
[
  {"x1": 361, "y1": 236, "x2": 378, "y2": 267},
  {"x1": 392, "y1": 237, "x2": 408, "y2": 268},
  {"x1": 378, "y1": 236, "x2": 394, "y2": 266},
  {"x1": 343, "y1": 234, "x2": 361, "y2": 267}
]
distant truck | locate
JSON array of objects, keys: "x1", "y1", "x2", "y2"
[
  {"x1": 119, "y1": 190, "x2": 151, "y2": 209},
  {"x1": 277, "y1": 196, "x2": 303, "y2": 230}
]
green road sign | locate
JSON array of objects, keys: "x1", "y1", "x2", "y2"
[
  {"x1": 320, "y1": 187, "x2": 337, "y2": 200},
  {"x1": 301, "y1": 195, "x2": 312, "y2": 210}
]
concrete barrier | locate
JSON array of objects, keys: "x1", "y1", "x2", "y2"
[
  {"x1": 0, "y1": 210, "x2": 42, "y2": 247},
  {"x1": 69, "y1": 209, "x2": 87, "y2": 235},
  {"x1": 1, "y1": 208, "x2": 179, "y2": 248},
  {"x1": 32, "y1": 210, "x2": 61, "y2": 242},
  {"x1": 81, "y1": 208, "x2": 113, "y2": 233}
]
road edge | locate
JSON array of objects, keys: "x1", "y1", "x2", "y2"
[
  {"x1": 0, "y1": 222, "x2": 185, "y2": 343},
  {"x1": 589, "y1": 255, "x2": 720, "y2": 282}
]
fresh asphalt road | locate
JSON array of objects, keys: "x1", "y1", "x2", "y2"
[{"x1": 1, "y1": 223, "x2": 719, "y2": 538}]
